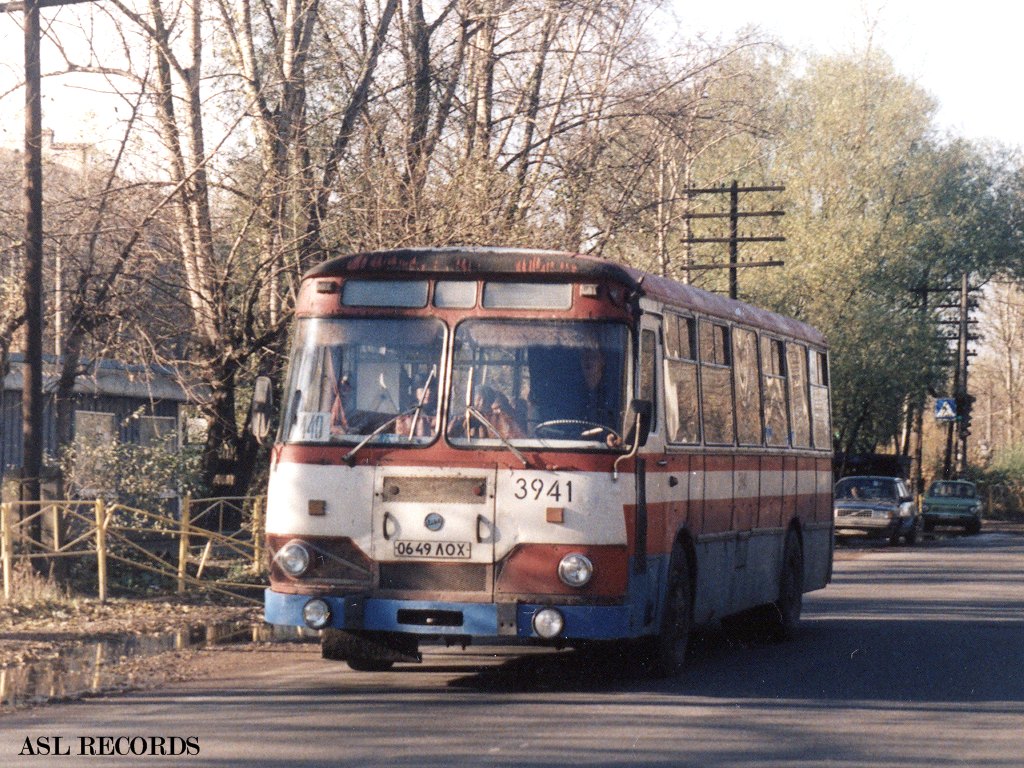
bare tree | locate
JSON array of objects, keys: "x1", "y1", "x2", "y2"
[{"x1": 973, "y1": 281, "x2": 1024, "y2": 453}]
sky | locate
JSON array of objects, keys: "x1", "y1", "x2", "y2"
[
  {"x1": 673, "y1": 0, "x2": 1023, "y2": 147},
  {"x1": 0, "y1": 1, "x2": 1020, "y2": 149}
]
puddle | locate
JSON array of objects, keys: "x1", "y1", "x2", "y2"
[{"x1": 0, "y1": 622, "x2": 312, "y2": 711}]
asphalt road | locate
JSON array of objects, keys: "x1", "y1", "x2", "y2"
[{"x1": 3, "y1": 530, "x2": 1023, "y2": 767}]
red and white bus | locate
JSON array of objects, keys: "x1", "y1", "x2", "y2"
[{"x1": 258, "y1": 247, "x2": 833, "y2": 674}]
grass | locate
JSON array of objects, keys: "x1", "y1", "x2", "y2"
[{"x1": 0, "y1": 560, "x2": 73, "y2": 610}]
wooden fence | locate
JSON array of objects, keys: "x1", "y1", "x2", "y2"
[{"x1": 1, "y1": 495, "x2": 266, "y2": 604}]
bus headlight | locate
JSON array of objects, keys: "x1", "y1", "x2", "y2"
[
  {"x1": 277, "y1": 540, "x2": 311, "y2": 576},
  {"x1": 532, "y1": 608, "x2": 564, "y2": 639},
  {"x1": 557, "y1": 553, "x2": 593, "y2": 587},
  {"x1": 302, "y1": 599, "x2": 331, "y2": 629}
]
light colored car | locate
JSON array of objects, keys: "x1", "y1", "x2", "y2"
[
  {"x1": 834, "y1": 475, "x2": 920, "y2": 545},
  {"x1": 922, "y1": 480, "x2": 982, "y2": 535}
]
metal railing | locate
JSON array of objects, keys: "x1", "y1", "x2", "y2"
[{"x1": 1, "y1": 495, "x2": 266, "y2": 604}]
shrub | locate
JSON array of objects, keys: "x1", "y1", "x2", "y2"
[{"x1": 969, "y1": 447, "x2": 1024, "y2": 520}]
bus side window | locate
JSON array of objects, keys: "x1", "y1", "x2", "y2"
[
  {"x1": 664, "y1": 314, "x2": 699, "y2": 444},
  {"x1": 762, "y1": 337, "x2": 789, "y2": 447},
  {"x1": 787, "y1": 342, "x2": 811, "y2": 448},
  {"x1": 699, "y1": 320, "x2": 734, "y2": 445},
  {"x1": 733, "y1": 327, "x2": 761, "y2": 446},
  {"x1": 809, "y1": 349, "x2": 831, "y2": 449}
]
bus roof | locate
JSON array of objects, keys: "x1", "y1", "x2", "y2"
[{"x1": 307, "y1": 247, "x2": 826, "y2": 347}]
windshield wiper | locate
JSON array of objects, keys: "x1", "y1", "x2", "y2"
[
  {"x1": 342, "y1": 406, "x2": 418, "y2": 466},
  {"x1": 343, "y1": 366, "x2": 437, "y2": 466},
  {"x1": 405, "y1": 365, "x2": 437, "y2": 438},
  {"x1": 464, "y1": 406, "x2": 529, "y2": 468}
]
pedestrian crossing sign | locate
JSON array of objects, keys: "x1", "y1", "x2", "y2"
[{"x1": 934, "y1": 398, "x2": 957, "y2": 422}]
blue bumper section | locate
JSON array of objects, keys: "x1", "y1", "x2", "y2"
[{"x1": 265, "y1": 589, "x2": 640, "y2": 642}]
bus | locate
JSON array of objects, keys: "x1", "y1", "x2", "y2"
[{"x1": 256, "y1": 247, "x2": 833, "y2": 675}]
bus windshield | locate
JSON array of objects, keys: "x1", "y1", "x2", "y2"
[
  {"x1": 448, "y1": 319, "x2": 628, "y2": 449},
  {"x1": 280, "y1": 317, "x2": 445, "y2": 445}
]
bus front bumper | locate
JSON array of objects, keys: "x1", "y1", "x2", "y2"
[{"x1": 265, "y1": 589, "x2": 636, "y2": 641}]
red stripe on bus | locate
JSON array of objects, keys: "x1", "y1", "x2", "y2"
[{"x1": 495, "y1": 543, "x2": 629, "y2": 598}]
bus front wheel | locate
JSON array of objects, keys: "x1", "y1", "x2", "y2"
[
  {"x1": 346, "y1": 657, "x2": 395, "y2": 672},
  {"x1": 646, "y1": 543, "x2": 692, "y2": 677}
]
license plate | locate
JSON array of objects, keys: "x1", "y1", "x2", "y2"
[{"x1": 394, "y1": 540, "x2": 472, "y2": 559}]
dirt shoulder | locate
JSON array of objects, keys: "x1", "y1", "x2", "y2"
[{"x1": 0, "y1": 596, "x2": 264, "y2": 669}]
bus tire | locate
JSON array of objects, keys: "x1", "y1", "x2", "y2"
[
  {"x1": 772, "y1": 528, "x2": 803, "y2": 641},
  {"x1": 321, "y1": 628, "x2": 350, "y2": 661},
  {"x1": 648, "y1": 543, "x2": 692, "y2": 677},
  {"x1": 346, "y1": 657, "x2": 395, "y2": 672},
  {"x1": 321, "y1": 629, "x2": 410, "y2": 671}
]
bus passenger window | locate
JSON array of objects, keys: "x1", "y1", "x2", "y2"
[
  {"x1": 664, "y1": 314, "x2": 699, "y2": 444},
  {"x1": 733, "y1": 327, "x2": 762, "y2": 446},
  {"x1": 699, "y1": 320, "x2": 734, "y2": 445},
  {"x1": 787, "y1": 343, "x2": 811, "y2": 448},
  {"x1": 810, "y1": 350, "x2": 831, "y2": 449},
  {"x1": 762, "y1": 337, "x2": 789, "y2": 447}
]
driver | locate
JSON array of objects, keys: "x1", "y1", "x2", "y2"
[{"x1": 554, "y1": 344, "x2": 623, "y2": 447}]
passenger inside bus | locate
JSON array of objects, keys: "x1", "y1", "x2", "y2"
[
  {"x1": 329, "y1": 374, "x2": 353, "y2": 434},
  {"x1": 449, "y1": 385, "x2": 525, "y2": 440},
  {"x1": 393, "y1": 373, "x2": 438, "y2": 438}
]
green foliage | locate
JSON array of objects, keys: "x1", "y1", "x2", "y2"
[
  {"x1": 59, "y1": 439, "x2": 205, "y2": 516},
  {"x1": 739, "y1": 51, "x2": 1019, "y2": 454},
  {"x1": 970, "y1": 447, "x2": 1024, "y2": 520}
]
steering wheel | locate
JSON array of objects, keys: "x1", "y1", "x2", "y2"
[{"x1": 534, "y1": 419, "x2": 622, "y2": 443}]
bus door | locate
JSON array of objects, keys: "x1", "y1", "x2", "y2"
[
  {"x1": 371, "y1": 466, "x2": 498, "y2": 595},
  {"x1": 635, "y1": 314, "x2": 667, "y2": 592}
]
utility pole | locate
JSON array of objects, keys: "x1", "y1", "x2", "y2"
[
  {"x1": 940, "y1": 272, "x2": 976, "y2": 479},
  {"x1": 0, "y1": 0, "x2": 94, "y2": 527},
  {"x1": 955, "y1": 272, "x2": 973, "y2": 475},
  {"x1": 679, "y1": 181, "x2": 786, "y2": 299},
  {"x1": 20, "y1": 0, "x2": 44, "y2": 512},
  {"x1": 911, "y1": 281, "x2": 929, "y2": 498}
]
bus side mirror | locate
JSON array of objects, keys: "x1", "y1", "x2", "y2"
[
  {"x1": 628, "y1": 398, "x2": 652, "y2": 447},
  {"x1": 250, "y1": 376, "x2": 274, "y2": 443}
]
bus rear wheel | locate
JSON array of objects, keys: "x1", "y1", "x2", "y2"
[
  {"x1": 772, "y1": 528, "x2": 803, "y2": 641},
  {"x1": 646, "y1": 543, "x2": 692, "y2": 677}
]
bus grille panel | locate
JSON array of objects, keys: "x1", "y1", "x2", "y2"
[
  {"x1": 380, "y1": 476, "x2": 488, "y2": 504},
  {"x1": 379, "y1": 562, "x2": 489, "y2": 592}
]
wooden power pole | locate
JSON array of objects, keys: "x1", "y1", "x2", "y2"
[{"x1": 678, "y1": 181, "x2": 786, "y2": 299}]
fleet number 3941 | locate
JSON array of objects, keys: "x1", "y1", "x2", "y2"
[{"x1": 512, "y1": 477, "x2": 574, "y2": 502}]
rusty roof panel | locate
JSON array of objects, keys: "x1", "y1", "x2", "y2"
[{"x1": 307, "y1": 248, "x2": 826, "y2": 347}]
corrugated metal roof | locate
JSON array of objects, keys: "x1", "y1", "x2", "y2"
[{"x1": 2, "y1": 355, "x2": 197, "y2": 402}]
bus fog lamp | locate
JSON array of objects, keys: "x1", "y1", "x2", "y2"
[
  {"x1": 302, "y1": 599, "x2": 331, "y2": 629},
  {"x1": 532, "y1": 608, "x2": 564, "y2": 639},
  {"x1": 278, "y1": 541, "x2": 311, "y2": 576},
  {"x1": 557, "y1": 553, "x2": 593, "y2": 587}
]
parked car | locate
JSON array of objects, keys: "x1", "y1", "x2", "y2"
[
  {"x1": 833, "y1": 475, "x2": 920, "y2": 545},
  {"x1": 922, "y1": 480, "x2": 982, "y2": 535}
]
